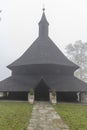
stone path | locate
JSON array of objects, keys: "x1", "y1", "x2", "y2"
[{"x1": 27, "y1": 102, "x2": 69, "y2": 130}]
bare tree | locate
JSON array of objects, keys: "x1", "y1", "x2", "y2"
[{"x1": 65, "y1": 40, "x2": 87, "y2": 82}]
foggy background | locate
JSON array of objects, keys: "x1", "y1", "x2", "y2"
[{"x1": 0, "y1": 0, "x2": 87, "y2": 81}]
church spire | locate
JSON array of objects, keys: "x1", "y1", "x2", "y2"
[{"x1": 38, "y1": 8, "x2": 49, "y2": 38}]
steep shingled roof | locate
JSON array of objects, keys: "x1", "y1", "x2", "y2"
[
  {"x1": 0, "y1": 75, "x2": 87, "y2": 92},
  {"x1": 8, "y1": 11, "x2": 78, "y2": 69}
]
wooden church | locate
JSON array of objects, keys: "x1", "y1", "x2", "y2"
[{"x1": 0, "y1": 9, "x2": 87, "y2": 103}]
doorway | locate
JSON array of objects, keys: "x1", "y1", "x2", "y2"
[{"x1": 35, "y1": 79, "x2": 49, "y2": 101}]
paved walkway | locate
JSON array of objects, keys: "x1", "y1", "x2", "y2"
[{"x1": 27, "y1": 102, "x2": 69, "y2": 130}]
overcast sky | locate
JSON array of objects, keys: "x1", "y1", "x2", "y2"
[{"x1": 0, "y1": 0, "x2": 87, "y2": 80}]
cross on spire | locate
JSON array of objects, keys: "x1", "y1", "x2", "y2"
[
  {"x1": 42, "y1": 4, "x2": 45, "y2": 12},
  {"x1": 42, "y1": 7, "x2": 45, "y2": 12}
]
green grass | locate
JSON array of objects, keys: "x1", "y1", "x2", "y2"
[
  {"x1": 0, "y1": 102, "x2": 33, "y2": 130},
  {"x1": 54, "y1": 103, "x2": 87, "y2": 130}
]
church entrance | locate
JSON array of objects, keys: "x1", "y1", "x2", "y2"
[{"x1": 35, "y1": 79, "x2": 49, "y2": 101}]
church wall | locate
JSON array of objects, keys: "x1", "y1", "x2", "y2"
[
  {"x1": 7, "y1": 92, "x2": 28, "y2": 100},
  {"x1": 11, "y1": 64, "x2": 75, "y2": 76},
  {"x1": 57, "y1": 92, "x2": 78, "y2": 102}
]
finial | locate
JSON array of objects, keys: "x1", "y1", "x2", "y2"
[
  {"x1": 43, "y1": 8, "x2": 45, "y2": 12},
  {"x1": 42, "y1": 4, "x2": 45, "y2": 12}
]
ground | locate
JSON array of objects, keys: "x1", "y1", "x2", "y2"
[
  {"x1": 54, "y1": 103, "x2": 87, "y2": 130},
  {"x1": 0, "y1": 102, "x2": 87, "y2": 130},
  {"x1": 27, "y1": 102, "x2": 69, "y2": 130},
  {"x1": 0, "y1": 101, "x2": 32, "y2": 130}
]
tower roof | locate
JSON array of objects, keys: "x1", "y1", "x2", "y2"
[
  {"x1": 8, "y1": 10, "x2": 78, "y2": 69},
  {"x1": 38, "y1": 9, "x2": 49, "y2": 37},
  {"x1": 39, "y1": 9, "x2": 49, "y2": 25}
]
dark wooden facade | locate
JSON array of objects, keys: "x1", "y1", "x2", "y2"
[{"x1": 0, "y1": 10, "x2": 87, "y2": 102}]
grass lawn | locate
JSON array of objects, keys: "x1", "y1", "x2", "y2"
[
  {"x1": 0, "y1": 102, "x2": 33, "y2": 130},
  {"x1": 54, "y1": 103, "x2": 87, "y2": 130}
]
